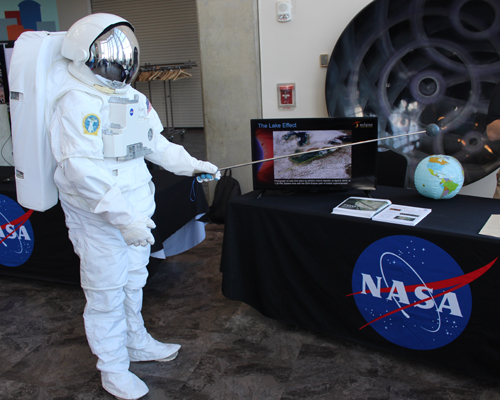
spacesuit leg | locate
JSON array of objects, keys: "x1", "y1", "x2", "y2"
[
  {"x1": 83, "y1": 287, "x2": 149, "y2": 399},
  {"x1": 124, "y1": 244, "x2": 181, "y2": 362},
  {"x1": 61, "y1": 201, "x2": 149, "y2": 400}
]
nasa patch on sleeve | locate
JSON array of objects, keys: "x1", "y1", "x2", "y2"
[
  {"x1": 0, "y1": 195, "x2": 34, "y2": 267},
  {"x1": 350, "y1": 235, "x2": 481, "y2": 350},
  {"x1": 82, "y1": 114, "x2": 101, "y2": 136}
]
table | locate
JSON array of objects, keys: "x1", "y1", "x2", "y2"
[
  {"x1": 220, "y1": 186, "x2": 500, "y2": 382},
  {"x1": 0, "y1": 166, "x2": 208, "y2": 284}
]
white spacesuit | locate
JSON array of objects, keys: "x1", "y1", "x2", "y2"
[{"x1": 47, "y1": 13, "x2": 219, "y2": 400}]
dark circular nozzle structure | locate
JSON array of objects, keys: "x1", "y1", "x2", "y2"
[{"x1": 325, "y1": 0, "x2": 500, "y2": 186}]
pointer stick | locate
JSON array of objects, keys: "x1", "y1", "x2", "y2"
[{"x1": 218, "y1": 125, "x2": 439, "y2": 171}]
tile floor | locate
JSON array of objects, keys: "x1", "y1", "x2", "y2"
[
  {"x1": 0, "y1": 131, "x2": 499, "y2": 399},
  {"x1": 0, "y1": 223, "x2": 499, "y2": 399}
]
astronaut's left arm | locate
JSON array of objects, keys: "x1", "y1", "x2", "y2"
[
  {"x1": 143, "y1": 107, "x2": 218, "y2": 177},
  {"x1": 145, "y1": 133, "x2": 218, "y2": 176}
]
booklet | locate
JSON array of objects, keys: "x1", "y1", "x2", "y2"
[
  {"x1": 479, "y1": 214, "x2": 500, "y2": 238},
  {"x1": 372, "y1": 204, "x2": 432, "y2": 226},
  {"x1": 331, "y1": 197, "x2": 392, "y2": 219}
]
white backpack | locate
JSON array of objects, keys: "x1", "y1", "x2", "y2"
[{"x1": 8, "y1": 31, "x2": 67, "y2": 211}]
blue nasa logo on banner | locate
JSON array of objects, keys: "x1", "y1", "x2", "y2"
[
  {"x1": 351, "y1": 235, "x2": 472, "y2": 350},
  {"x1": 0, "y1": 195, "x2": 34, "y2": 267}
]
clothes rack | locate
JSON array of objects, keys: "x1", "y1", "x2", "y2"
[{"x1": 134, "y1": 61, "x2": 198, "y2": 140}]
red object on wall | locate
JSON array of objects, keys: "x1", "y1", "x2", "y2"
[
  {"x1": 277, "y1": 83, "x2": 296, "y2": 109},
  {"x1": 5, "y1": 11, "x2": 22, "y2": 25},
  {"x1": 279, "y1": 84, "x2": 294, "y2": 105},
  {"x1": 7, "y1": 25, "x2": 32, "y2": 41}
]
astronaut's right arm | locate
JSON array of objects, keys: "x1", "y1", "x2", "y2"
[
  {"x1": 60, "y1": 157, "x2": 155, "y2": 246},
  {"x1": 52, "y1": 92, "x2": 154, "y2": 246},
  {"x1": 61, "y1": 156, "x2": 135, "y2": 227}
]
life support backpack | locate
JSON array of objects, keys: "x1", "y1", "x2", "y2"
[{"x1": 8, "y1": 31, "x2": 67, "y2": 212}]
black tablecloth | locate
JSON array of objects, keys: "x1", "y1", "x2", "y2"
[
  {"x1": 0, "y1": 167, "x2": 208, "y2": 284},
  {"x1": 220, "y1": 187, "x2": 500, "y2": 382}
]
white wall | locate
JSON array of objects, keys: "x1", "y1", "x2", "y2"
[{"x1": 259, "y1": 0, "x2": 373, "y2": 118}]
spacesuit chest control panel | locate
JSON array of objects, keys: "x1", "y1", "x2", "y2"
[{"x1": 103, "y1": 95, "x2": 153, "y2": 160}]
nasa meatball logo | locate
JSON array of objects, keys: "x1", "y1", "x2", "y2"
[
  {"x1": 0, "y1": 195, "x2": 34, "y2": 267},
  {"x1": 349, "y1": 235, "x2": 493, "y2": 350}
]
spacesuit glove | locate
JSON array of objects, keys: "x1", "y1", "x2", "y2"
[
  {"x1": 196, "y1": 170, "x2": 221, "y2": 183},
  {"x1": 194, "y1": 160, "x2": 218, "y2": 175},
  {"x1": 119, "y1": 215, "x2": 156, "y2": 247}
]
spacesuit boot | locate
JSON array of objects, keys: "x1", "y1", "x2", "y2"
[
  {"x1": 83, "y1": 287, "x2": 149, "y2": 400},
  {"x1": 124, "y1": 285, "x2": 181, "y2": 362},
  {"x1": 98, "y1": 349, "x2": 149, "y2": 400}
]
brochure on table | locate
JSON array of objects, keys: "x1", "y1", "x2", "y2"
[
  {"x1": 372, "y1": 204, "x2": 432, "y2": 226},
  {"x1": 479, "y1": 214, "x2": 500, "y2": 238},
  {"x1": 331, "y1": 197, "x2": 392, "y2": 219},
  {"x1": 331, "y1": 197, "x2": 432, "y2": 226}
]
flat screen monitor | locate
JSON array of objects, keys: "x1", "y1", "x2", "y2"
[{"x1": 251, "y1": 117, "x2": 378, "y2": 192}]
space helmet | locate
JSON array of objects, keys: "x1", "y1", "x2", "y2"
[{"x1": 61, "y1": 13, "x2": 140, "y2": 91}]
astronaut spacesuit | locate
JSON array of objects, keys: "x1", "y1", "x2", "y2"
[{"x1": 48, "y1": 14, "x2": 219, "y2": 400}]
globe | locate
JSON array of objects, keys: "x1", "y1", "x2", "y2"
[{"x1": 414, "y1": 155, "x2": 464, "y2": 199}]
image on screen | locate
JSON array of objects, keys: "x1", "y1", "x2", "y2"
[
  {"x1": 251, "y1": 118, "x2": 378, "y2": 192},
  {"x1": 273, "y1": 129, "x2": 352, "y2": 185}
]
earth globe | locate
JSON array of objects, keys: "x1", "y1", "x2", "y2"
[{"x1": 414, "y1": 155, "x2": 464, "y2": 200}]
